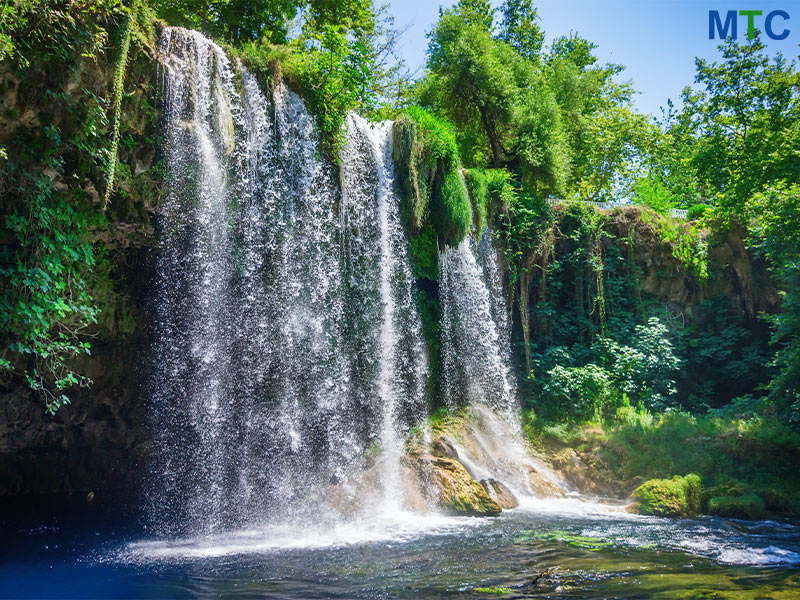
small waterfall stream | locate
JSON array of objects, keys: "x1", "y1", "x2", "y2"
[{"x1": 439, "y1": 234, "x2": 517, "y2": 421}]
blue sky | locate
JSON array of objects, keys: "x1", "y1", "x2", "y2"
[{"x1": 386, "y1": 0, "x2": 799, "y2": 118}]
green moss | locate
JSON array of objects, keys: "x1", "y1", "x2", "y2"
[
  {"x1": 708, "y1": 494, "x2": 766, "y2": 519},
  {"x1": 407, "y1": 221, "x2": 438, "y2": 281},
  {"x1": 392, "y1": 107, "x2": 470, "y2": 247},
  {"x1": 435, "y1": 169, "x2": 471, "y2": 245},
  {"x1": 632, "y1": 474, "x2": 701, "y2": 518},
  {"x1": 474, "y1": 586, "x2": 512, "y2": 594},
  {"x1": 464, "y1": 168, "x2": 488, "y2": 233},
  {"x1": 103, "y1": 14, "x2": 132, "y2": 209},
  {"x1": 522, "y1": 530, "x2": 613, "y2": 551}
]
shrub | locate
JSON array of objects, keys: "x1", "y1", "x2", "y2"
[
  {"x1": 540, "y1": 363, "x2": 623, "y2": 422},
  {"x1": 687, "y1": 203, "x2": 708, "y2": 220},
  {"x1": 708, "y1": 494, "x2": 766, "y2": 519}
]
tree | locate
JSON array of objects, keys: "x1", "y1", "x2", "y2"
[
  {"x1": 417, "y1": 3, "x2": 568, "y2": 194},
  {"x1": 499, "y1": 0, "x2": 544, "y2": 61},
  {"x1": 747, "y1": 183, "x2": 800, "y2": 425},
  {"x1": 149, "y1": 0, "x2": 302, "y2": 44},
  {"x1": 673, "y1": 36, "x2": 800, "y2": 212},
  {"x1": 545, "y1": 33, "x2": 652, "y2": 201}
]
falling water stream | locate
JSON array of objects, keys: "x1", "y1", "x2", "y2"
[{"x1": 2, "y1": 27, "x2": 798, "y2": 599}]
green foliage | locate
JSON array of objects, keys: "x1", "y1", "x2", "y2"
[
  {"x1": 498, "y1": 0, "x2": 543, "y2": 60},
  {"x1": 0, "y1": 0, "x2": 124, "y2": 68},
  {"x1": 675, "y1": 296, "x2": 772, "y2": 410},
  {"x1": 238, "y1": 1, "x2": 408, "y2": 160},
  {"x1": 150, "y1": 0, "x2": 302, "y2": 45},
  {"x1": 686, "y1": 204, "x2": 708, "y2": 221},
  {"x1": 435, "y1": 170, "x2": 471, "y2": 246},
  {"x1": 746, "y1": 183, "x2": 800, "y2": 425},
  {"x1": 632, "y1": 473, "x2": 701, "y2": 518},
  {"x1": 536, "y1": 317, "x2": 681, "y2": 421},
  {"x1": 392, "y1": 106, "x2": 470, "y2": 247},
  {"x1": 633, "y1": 174, "x2": 679, "y2": 214},
  {"x1": 0, "y1": 0, "x2": 157, "y2": 411},
  {"x1": 463, "y1": 168, "x2": 488, "y2": 233},
  {"x1": 103, "y1": 13, "x2": 132, "y2": 209},
  {"x1": 673, "y1": 36, "x2": 800, "y2": 214},
  {"x1": 708, "y1": 494, "x2": 766, "y2": 519},
  {"x1": 1, "y1": 168, "x2": 100, "y2": 412},
  {"x1": 604, "y1": 317, "x2": 681, "y2": 409},
  {"x1": 288, "y1": 3, "x2": 378, "y2": 160},
  {"x1": 601, "y1": 411, "x2": 800, "y2": 513},
  {"x1": 416, "y1": 1, "x2": 570, "y2": 194},
  {"x1": 641, "y1": 209, "x2": 709, "y2": 279},
  {"x1": 540, "y1": 363, "x2": 622, "y2": 422}
]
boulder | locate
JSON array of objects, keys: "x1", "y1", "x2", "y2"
[
  {"x1": 480, "y1": 478, "x2": 518, "y2": 509},
  {"x1": 432, "y1": 437, "x2": 460, "y2": 460},
  {"x1": 551, "y1": 448, "x2": 592, "y2": 492},
  {"x1": 427, "y1": 456, "x2": 502, "y2": 516},
  {"x1": 631, "y1": 473, "x2": 701, "y2": 518},
  {"x1": 527, "y1": 466, "x2": 565, "y2": 498}
]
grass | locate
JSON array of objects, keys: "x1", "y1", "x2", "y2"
[{"x1": 526, "y1": 406, "x2": 800, "y2": 516}]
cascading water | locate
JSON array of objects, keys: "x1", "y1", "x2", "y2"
[
  {"x1": 339, "y1": 114, "x2": 428, "y2": 512},
  {"x1": 150, "y1": 28, "x2": 427, "y2": 535},
  {"x1": 437, "y1": 229, "x2": 570, "y2": 498},
  {"x1": 439, "y1": 232, "x2": 517, "y2": 420}
]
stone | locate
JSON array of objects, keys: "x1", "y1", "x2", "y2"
[
  {"x1": 427, "y1": 456, "x2": 502, "y2": 516},
  {"x1": 480, "y1": 478, "x2": 518, "y2": 509},
  {"x1": 527, "y1": 466, "x2": 565, "y2": 498},
  {"x1": 631, "y1": 474, "x2": 702, "y2": 518}
]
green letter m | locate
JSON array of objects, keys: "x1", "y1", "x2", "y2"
[{"x1": 709, "y1": 10, "x2": 737, "y2": 39}]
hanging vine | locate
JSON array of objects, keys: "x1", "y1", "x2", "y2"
[{"x1": 102, "y1": 13, "x2": 132, "y2": 210}]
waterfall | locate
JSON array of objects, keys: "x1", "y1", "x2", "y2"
[
  {"x1": 439, "y1": 232, "x2": 517, "y2": 421},
  {"x1": 150, "y1": 28, "x2": 427, "y2": 535},
  {"x1": 340, "y1": 114, "x2": 428, "y2": 511}
]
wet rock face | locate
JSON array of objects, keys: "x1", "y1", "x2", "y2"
[
  {"x1": 0, "y1": 341, "x2": 148, "y2": 497},
  {"x1": 480, "y1": 478, "x2": 518, "y2": 509},
  {"x1": 527, "y1": 466, "x2": 565, "y2": 498},
  {"x1": 425, "y1": 456, "x2": 502, "y2": 516},
  {"x1": 551, "y1": 448, "x2": 595, "y2": 493}
]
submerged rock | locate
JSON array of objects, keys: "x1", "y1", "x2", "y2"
[
  {"x1": 426, "y1": 456, "x2": 502, "y2": 516},
  {"x1": 480, "y1": 478, "x2": 518, "y2": 509},
  {"x1": 630, "y1": 474, "x2": 701, "y2": 518}
]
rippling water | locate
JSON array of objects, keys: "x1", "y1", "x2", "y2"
[{"x1": 3, "y1": 497, "x2": 799, "y2": 599}]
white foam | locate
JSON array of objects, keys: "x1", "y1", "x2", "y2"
[
  {"x1": 120, "y1": 511, "x2": 480, "y2": 562},
  {"x1": 716, "y1": 545, "x2": 800, "y2": 566}
]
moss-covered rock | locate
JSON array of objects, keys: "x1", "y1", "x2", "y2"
[
  {"x1": 631, "y1": 474, "x2": 701, "y2": 518},
  {"x1": 708, "y1": 494, "x2": 767, "y2": 519},
  {"x1": 480, "y1": 478, "x2": 519, "y2": 509},
  {"x1": 428, "y1": 456, "x2": 502, "y2": 516},
  {"x1": 392, "y1": 106, "x2": 470, "y2": 248}
]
